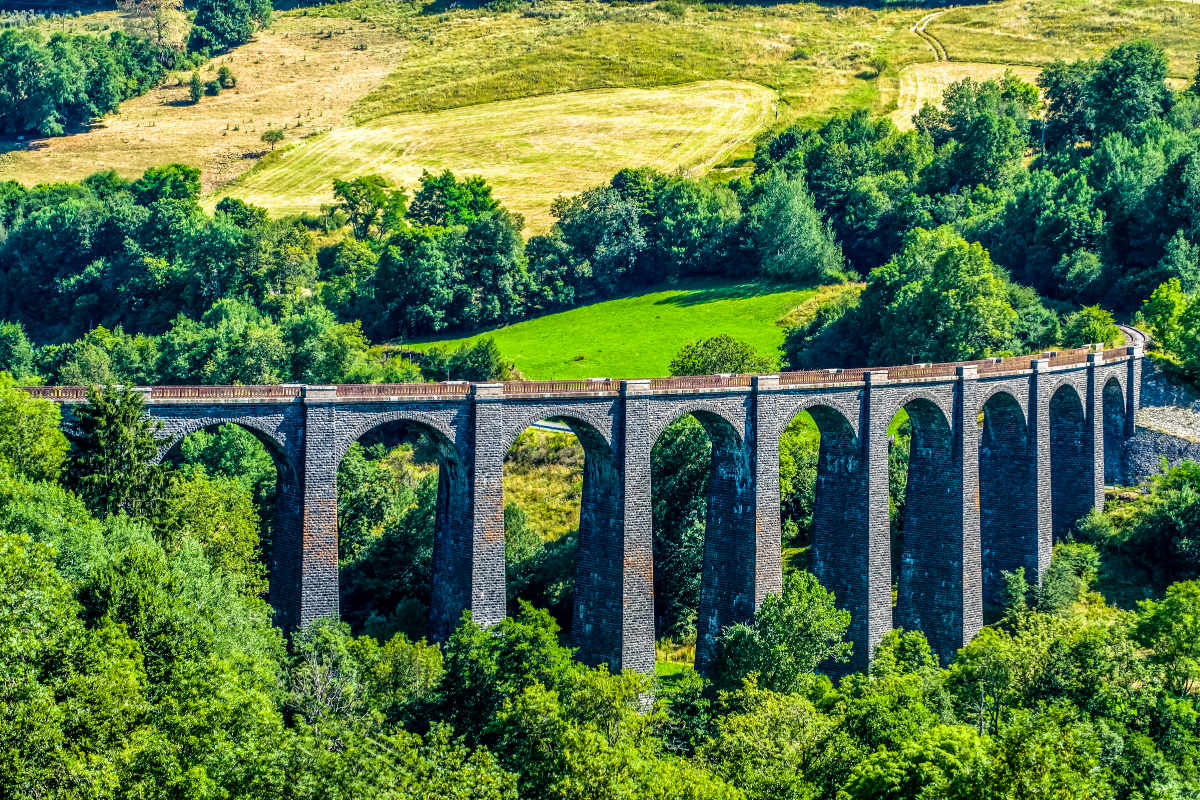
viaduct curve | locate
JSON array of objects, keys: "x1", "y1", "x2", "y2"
[{"x1": 31, "y1": 342, "x2": 1143, "y2": 675}]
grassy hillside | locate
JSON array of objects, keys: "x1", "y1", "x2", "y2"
[
  {"x1": 408, "y1": 279, "x2": 818, "y2": 379},
  {"x1": 208, "y1": 80, "x2": 775, "y2": 230}
]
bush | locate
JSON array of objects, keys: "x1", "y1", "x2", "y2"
[
  {"x1": 1062, "y1": 305, "x2": 1121, "y2": 348},
  {"x1": 189, "y1": 70, "x2": 203, "y2": 103}
]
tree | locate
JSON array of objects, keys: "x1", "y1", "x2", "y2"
[
  {"x1": 954, "y1": 110, "x2": 1027, "y2": 189},
  {"x1": 408, "y1": 169, "x2": 499, "y2": 228},
  {"x1": 713, "y1": 570, "x2": 852, "y2": 692},
  {"x1": 654, "y1": 179, "x2": 742, "y2": 280},
  {"x1": 419, "y1": 338, "x2": 512, "y2": 383},
  {"x1": 131, "y1": 163, "x2": 201, "y2": 203},
  {"x1": 1135, "y1": 581, "x2": 1200, "y2": 696},
  {"x1": 333, "y1": 175, "x2": 405, "y2": 241},
  {"x1": 218, "y1": 64, "x2": 236, "y2": 87},
  {"x1": 748, "y1": 168, "x2": 844, "y2": 283},
  {"x1": 870, "y1": 227, "x2": 1017, "y2": 365},
  {"x1": 189, "y1": 0, "x2": 271, "y2": 52},
  {"x1": 868, "y1": 52, "x2": 889, "y2": 77},
  {"x1": 668, "y1": 334, "x2": 774, "y2": 376},
  {"x1": 0, "y1": 376, "x2": 68, "y2": 481},
  {"x1": 1061, "y1": 305, "x2": 1121, "y2": 348},
  {"x1": 0, "y1": 321, "x2": 35, "y2": 380},
  {"x1": 261, "y1": 127, "x2": 284, "y2": 150},
  {"x1": 189, "y1": 69, "x2": 202, "y2": 103},
  {"x1": 1142, "y1": 278, "x2": 1187, "y2": 352},
  {"x1": 1086, "y1": 40, "x2": 1172, "y2": 140},
  {"x1": 117, "y1": 0, "x2": 188, "y2": 58},
  {"x1": 63, "y1": 384, "x2": 172, "y2": 517},
  {"x1": 1038, "y1": 59, "x2": 1097, "y2": 150}
]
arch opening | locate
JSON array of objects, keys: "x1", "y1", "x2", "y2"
[
  {"x1": 500, "y1": 416, "x2": 620, "y2": 669},
  {"x1": 888, "y1": 398, "x2": 957, "y2": 659},
  {"x1": 1049, "y1": 384, "x2": 1093, "y2": 538},
  {"x1": 977, "y1": 392, "x2": 1034, "y2": 612},
  {"x1": 164, "y1": 422, "x2": 296, "y2": 606},
  {"x1": 650, "y1": 410, "x2": 751, "y2": 673},
  {"x1": 1103, "y1": 377, "x2": 1126, "y2": 485},
  {"x1": 780, "y1": 404, "x2": 863, "y2": 671},
  {"x1": 333, "y1": 418, "x2": 467, "y2": 643}
]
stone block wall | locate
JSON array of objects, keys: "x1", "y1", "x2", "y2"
[{"x1": 109, "y1": 352, "x2": 1139, "y2": 676}]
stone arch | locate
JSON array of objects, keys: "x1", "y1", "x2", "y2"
[
  {"x1": 977, "y1": 390, "x2": 1035, "y2": 605},
  {"x1": 650, "y1": 405, "x2": 753, "y2": 672},
  {"x1": 881, "y1": 388, "x2": 955, "y2": 434},
  {"x1": 774, "y1": 392, "x2": 861, "y2": 442},
  {"x1": 648, "y1": 399, "x2": 749, "y2": 452},
  {"x1": 975, "y1": 382, "x2": 1029, "y2": 425},
  {"x1": 500, "y1": 411, "x2": 624, "y2": 671},
  {"x1": 333, "y1": 413, "x2": 471, "y2": 643},
  {"x1": 892, "y1": 396, "x2": 959, "y2": 657},
  {"x1": 157, "y1": 416, "x2": 301, "y2": 623},
  {"x1": 500, "y1": 403, "x2": 617, "y2": 458},
  {"x1": 1049, "y1": 383, "x2": 1093, "y2": 538},
  {"x1": 1103, "y1": 377, "x2": 1126, "y2": 485},
  {"x1": 332, "y1": 409, "x2": 465, "y2": 470}
]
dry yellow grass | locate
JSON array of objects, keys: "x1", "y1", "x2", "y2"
[
  {"x1": 208, "y1": 80, "x2": 776, "y2": 231},
  {"x1": 890, "y1": 62, "x2": 1042, "y2": 131},
  {"x1": 0, "y1": 21, "x2": 402, "y2": 193}
]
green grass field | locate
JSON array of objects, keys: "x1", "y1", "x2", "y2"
[
  {"x1": 407, "y1": 279, "x2": 818, "y2": 380},
  {"x1": 208, "y1": 80, "x2": 775, "y2": 231}
]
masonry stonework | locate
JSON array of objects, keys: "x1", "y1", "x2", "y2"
[{"x1": 48, "y1": 346, "x2": 1140, "y2": 674}]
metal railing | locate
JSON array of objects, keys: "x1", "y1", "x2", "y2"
[
  {"x1": 649, "y1": 374, "x2": 753, "y2": 391},
  {"x1": 151, "y1": 385, "x2": 302, "y2": 400},
  {"x1": 336, "y1": 382, "x2": 470, "y2": 398},
  {"x1": 779, "y1": 368, "x2": 870, "y2": 385},
  {"x1": 886, "y1": 363, "x2": 959, "y2": 381},
  {"x1": 19, "y1": 344, "x2": 1141, "y2": 403},
  {"x1": 20, "y1": 385, "x2": 88, "y2": 401},
  {"x1": 504, "y1": 379, "x2": 615, "y2": 395}
]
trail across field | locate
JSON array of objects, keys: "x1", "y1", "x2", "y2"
[
  {"x1": 890, "y1": 62, "x2": 1042, "y2": 131},
  {"x1": 209, "y1": 81, "x2": 775, "y2": 232}
]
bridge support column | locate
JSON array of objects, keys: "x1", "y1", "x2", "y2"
[
  {"x1": 897, "y1": 368, "x2": 982, "y2": 663},
  {"x1": 1029, "y1": 360, "x2": 1055, "y2": 582},
  {"x1": 618, "y1": 380, "x2": 655, "y2": 674},
  {"x1": 750, "y1": 376, "x2": 784, "y2": 610},
  {"x1": 813, "y1": 371, "x2": 892, "y2": 676},
  {"x1": 1087, "y1": 354, "x2": 1106, "y2": 513},
  {"x1": 290, "y1": 386, "x2": 341, "y2": 631},
  {"x1": 1126, "y1": 346, "x2": 1141, "y2": 437},
  {"x1": 466, "y1": 384, "x2": 508, "y2": 630}
]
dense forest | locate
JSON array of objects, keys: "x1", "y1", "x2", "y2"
[
  {"x1": 2, "y1": 23, "x2": 1200, "y2": 800},
  {"x1": 3, "y1": 373, "x2": 1200, "y2": 797}
]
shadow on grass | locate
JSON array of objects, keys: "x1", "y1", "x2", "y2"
[{"x1": 652, "y1": 278, "x2": 805, "y2": 307}]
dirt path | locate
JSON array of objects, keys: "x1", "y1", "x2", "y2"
[
  {"x1": 911, "y1": 10, "x2": 951, "y2": 61},
  {"x1": 890, "y1": 62, "x2": 1042, "y2": 130}
]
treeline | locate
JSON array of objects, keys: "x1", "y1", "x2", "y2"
[
  {"x1": 768, "y1": 41, "x2": 1200, "y2": 367},
  {"x1": 0, "y1": 0, "x2": 270, "y2": 137},
  {"x1": 3, "y1": 376, "x2": 1200, "y2": 798}
]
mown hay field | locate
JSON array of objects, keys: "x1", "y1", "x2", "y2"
[
  {"x1": 208, "y1": 80, "x2": 775, "y2": 231},
  {"x1": 406, "y1": 279, "x2": 818, "y2": 380},
  {"x1": 928, "y1": 0, "x2": 1200, "y2": 76},
  {"x1": 890, "y1": 62, "x2": 1043, "y2": 131}
]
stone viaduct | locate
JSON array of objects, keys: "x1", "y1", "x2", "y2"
[{"x1": 32, "y1": 343, "x2": 1142, "y2": 675}]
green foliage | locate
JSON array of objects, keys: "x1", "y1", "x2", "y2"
[
  {"x1": 63, "y1": 384, "x2": 172, "y2": 517},
  {"x1": 420, "y1": 337, "x2": 512, "y2": 382},
  {"x1": 189, "y1": 0, "x2": 271, "y2": 52},
  {"x1": 333, "y1": 174, "x2": 407, "y2": 241},
  {"x1": 0, "y1": 375, "x2": 67, "y2": 481},
  {"x1": 668, "y1": 334, "x2": 774, "y2": 376},
  {"x1": 1086, "y1": 40, "x2": 1173, "y2": 141},
  {"x1": 652, "y1": 415, "x2": 709, "y2": 639},
  {"x1": 746, "y1": 168, "x2": 844, "y2": 284},
  {"x1": 189, "y1": 69, "x2": 202, "y2": 102},
  {"x1": 1061, "y1": 305, "x2": 1121, "y2": 348},
  {"x1": 0, "y1": 321, "x2": 34, "y2": 379},
  {"x1": 714, "y1": 571, "x2": 851, "y2": 693},
  {"x1": 1135, "y1": 581, "x2": 1200, "y2": 696},
  {"x1": 0, "y1": 28, "x2": 167, "y2": 137},
  {"x1": 217, "y1": 64, "x2": 236, "y2": 87},
  {"x1": 409, "y1": 169, "x2": 499, "y2": 228},
  {"x1": 261, "y1": 127, "x2": 285, "y2": 149},
  {"x1": 987, "y1": 705, "x2": 1111, "y2": 800}
]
